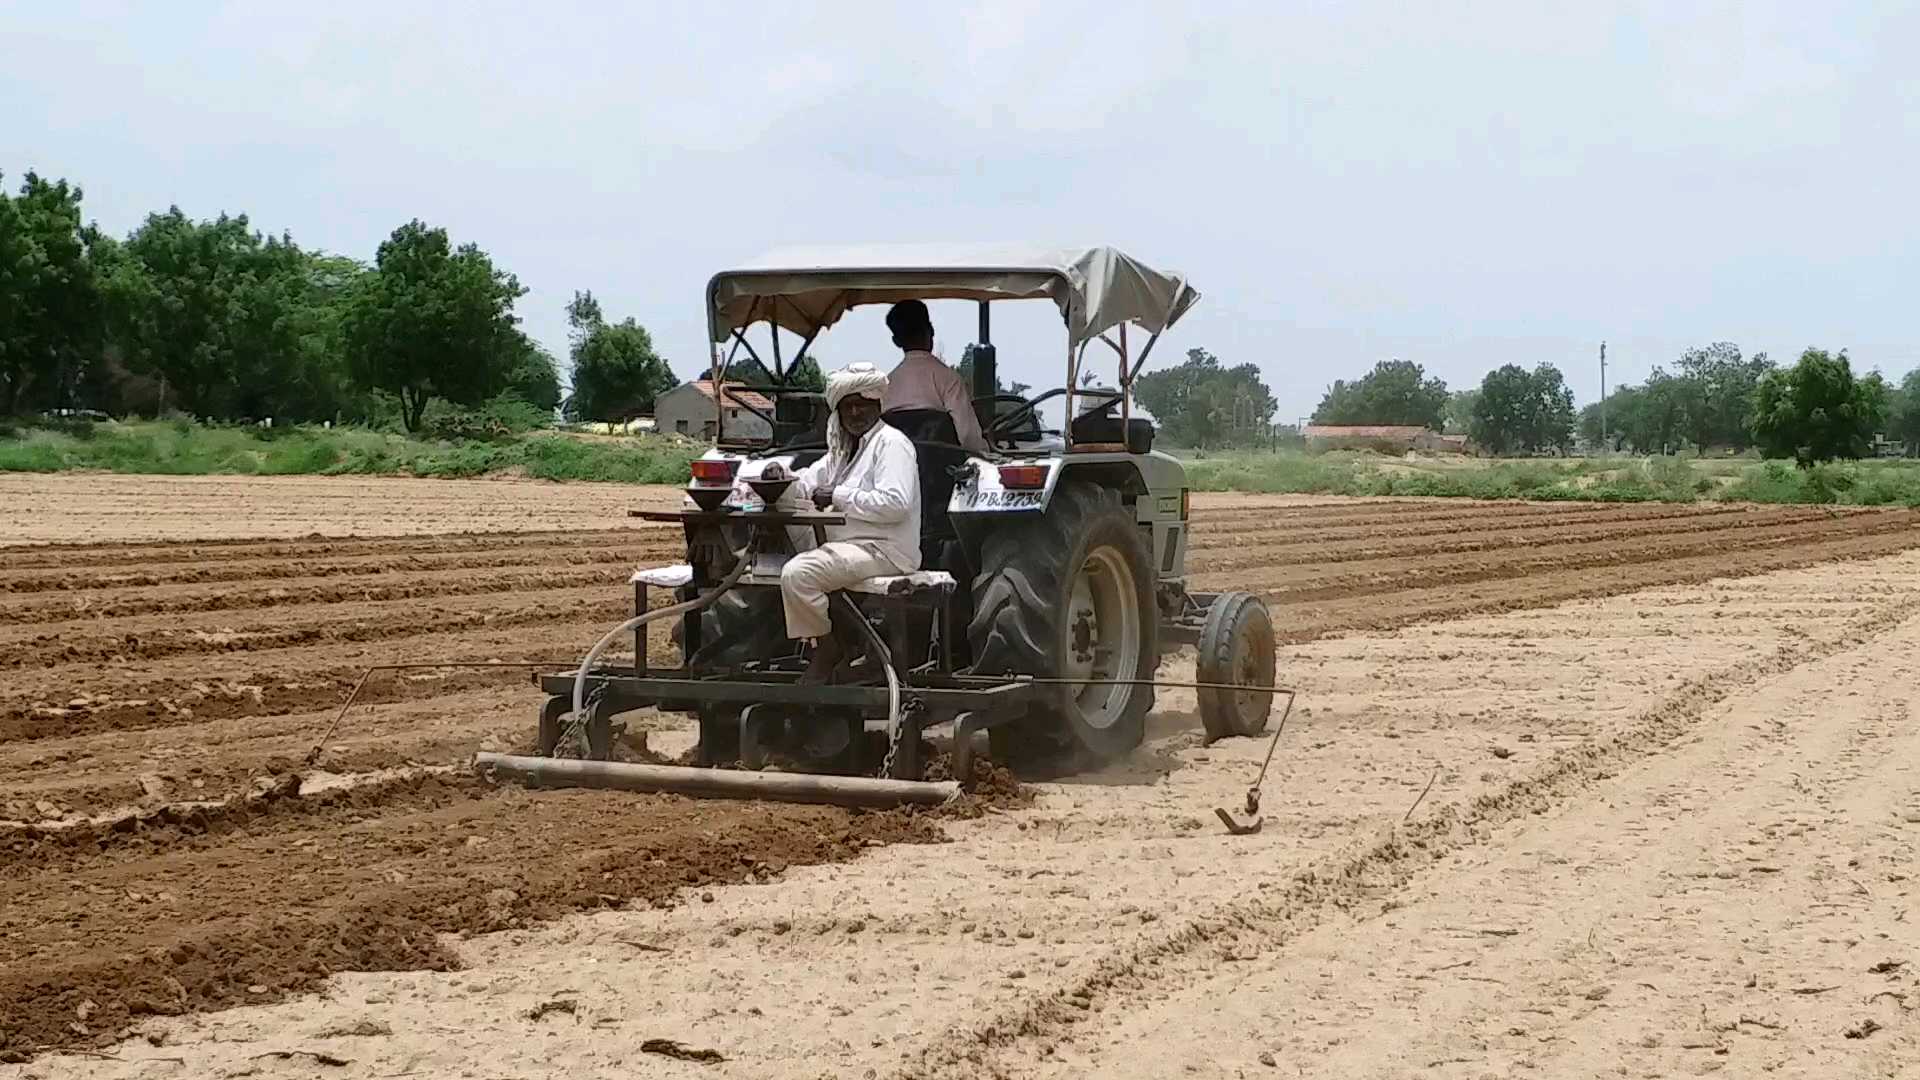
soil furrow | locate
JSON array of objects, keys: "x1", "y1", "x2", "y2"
[
  {"x1": 1188, "y1": 499, "x2": 1748, "y2": 543},
  {"x1": 1185, "y1": 503, "x2": 1842, "y2": 567},
  {"x1": 0, "y1": 526, "x2": 673, "y2": 571},
  {"x1": 0, "y1": 778, "x2": 942, "y2": 1058},
  {"x1": 0, "y1": 563, "x2": 660, "y2": 624},
  {"x1": 1238, "y1": 528, "x2": 1920, "y2": 641},
  {"x1": 897, "y1": 590, "x2": 1920, "y2": 1079},
  {"x1": 1200, "y1": 510, "x2": 1920, "y2": 597},
  {"x1": 9, "y1": 483, "x2": 1920, "y2": 1071},
  {"x1": 0, "y1": 592, "x2": 636, "y2": 670},
  {"x1": 0, "y1": 538, "x2": 678, "y2": 594}
]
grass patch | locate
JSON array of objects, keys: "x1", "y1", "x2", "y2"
[
  {"x1": 1720, "y1": 459, "x2": 1920, "y2": 506},
  {"x1": 0, "y1": 419, "x2": 702, "y2": 484},
  {"x1": 10, "y1": 420, "x2": 1919, "y2": 507}
]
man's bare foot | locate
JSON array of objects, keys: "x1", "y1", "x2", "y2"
[{"x1": 799, "y1": 635, "x2": 846, "y2": 685}]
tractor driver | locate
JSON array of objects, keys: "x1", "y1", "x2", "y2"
[
  {"x1": 880, "y1": 300, "x2": 991, "y2": 455},
  {"x1": 763, "y1": 363, "x2": 922, "y2": 683}
]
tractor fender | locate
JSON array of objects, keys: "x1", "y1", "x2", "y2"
[
  {"x1": 949, "y1": 452, "x2": 1191, "y2": 584},
  {"x1": 948, "y1": 451, "x2": 1186, "y2": 517}
]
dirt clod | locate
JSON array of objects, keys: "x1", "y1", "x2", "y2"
[
  {"x1": 523, "y1": 999, "x2": 577, "y2": 1022},
  {"x1": 640, "y1": 1038, "x2": 725, "y2": 1063},
  {"x1": 314, "y1": 1020, "x2": 391, "y2": 1039}
]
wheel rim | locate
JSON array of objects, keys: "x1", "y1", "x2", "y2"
[
  {"x1": 1231, "y1": 627, "x2": 1273, "y2": 723},
  {"x1": 1063, "y1": 544, "x2": 1142, "y2": 731}
]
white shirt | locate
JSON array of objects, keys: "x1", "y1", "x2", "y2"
[
  {"x1": 791, "y1": 420, "x2": 921, "y2": 571},
  {"x1": 882, "y1": 350, "x2": 991, "y2": 454}
]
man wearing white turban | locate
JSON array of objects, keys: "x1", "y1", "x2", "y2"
[{"x1": 769, "y1": 362, "x2": 921, "y2": 682}]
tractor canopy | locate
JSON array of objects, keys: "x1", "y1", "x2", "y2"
[{"x1": 707, "y1": 243, "x2": 1199, "y2": 349}]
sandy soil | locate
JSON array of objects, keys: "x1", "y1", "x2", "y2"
[
  {"x1": 0, "y1": 474, "x2": 1360, "y2": 546},
  {"x1": 3, "y1": 476, "x2": 1918, "y2": 1075}
]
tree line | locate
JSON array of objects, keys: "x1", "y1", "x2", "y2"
[
  {"x1": 12, "y1": 168, "x2": 1915, "y2": 461},
  {"x1": 1, "y1": 169, "x2": 680, "y2": 431},
  {"x1": 1311, "y1": 346, "x2": 1920, "y2": 462}
]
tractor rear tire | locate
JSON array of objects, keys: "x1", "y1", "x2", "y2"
[
  {"x1": 968, "y1": 481, "x2": 1157, "y2": 766},
  {"x1": 1196, "y1": 591, "x2": 1277, "y2": 742}
]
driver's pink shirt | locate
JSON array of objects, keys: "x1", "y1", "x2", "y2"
[{"x1": 882, "y1": 350, "x2": 991, "y2": 454}]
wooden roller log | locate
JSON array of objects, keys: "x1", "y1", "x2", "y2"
[{"x1": 473, "y1": 753, "x2": 960, "y2": 808}]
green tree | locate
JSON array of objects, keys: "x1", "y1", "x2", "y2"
[
  {"x1": 1471, "y1": 363, "x2": 1575, "y2": 455},
  {"x1": 1889, "y1": 368, "x2": 1920, "y2": 454},
  {"x1": 1581, "y1": 383, "x2": 1654, "y2": 451},
  {"x1": 1637, "y1": 368, "x2": 1692, "y2": 452},
  {"x1": 1133, "y1": 347, "x2": 1275, "y2": 448},
  {"x1": 785, "y1": 353, "x2": 827, "y2": 392},
  {"x1": 956, "y1": 344, "x2": 1030, "y2": 398},
  {"x1": 505, "y1": 336, "x2": 562, "y2": 413},
  {"x1": 1674, "y1": 342, "x2": 1772, "y2": 450},
  {"x1": 721, "y1": 350, "x2": 825, "y2": 391},
  {"x1": 1312, "y1": 359, "x2": 1449, "y2": 428},
  {"x1": 565, "y1": 289, "x2": 676, "y2": 422},
  {"x1": 1442, "y1": 389, "x2": 1479, "y2": 434},
  {"x1": 105, "y1": 208, "x2": 348, "y2": 419},
  {"x1": 340, "y1": 220, "x2": 527, "y2": 431},
  {"x1": 0, "y1": 172, "x2": 107, "y2": 414},
  {"x1": 1750, "y1": 348, "x2": 1887, "y2": 464},
  {"x1": 283, "y1": 254, "x2": 370, "y2": 420}
]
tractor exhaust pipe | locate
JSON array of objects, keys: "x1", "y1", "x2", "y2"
[{"x1": 474, "y1": 752, "x2": 960, "y2": 808}]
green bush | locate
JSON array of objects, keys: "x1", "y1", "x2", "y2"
[
  {"x1": 0, "y1": 417, "x2": 696, "y2": 483},
  {"x1": 422, "y1": 392, "x2": 555, "y2": 441},
  {"x1": 7, "y1": 420, "x2": 1914, "y2": 506},
  {"x1": 0, "y1": 439, "x2": 66, "y2": 471}
]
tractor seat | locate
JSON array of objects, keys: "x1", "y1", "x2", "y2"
[
  {"x1": 881, "y1": 408, "x2": 969, "y2": 543},
  {"x1": 1069, "y1": 407, "x2": 1154, "y2": 453}
]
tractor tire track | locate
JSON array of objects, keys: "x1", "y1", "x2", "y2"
[{"x1": 896, "y1": 592, "x2": 1920, "y2": 1079}]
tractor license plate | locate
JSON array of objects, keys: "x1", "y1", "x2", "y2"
[{"x1": 953, "y1": 488, "x2": 1044, "y2": 511}]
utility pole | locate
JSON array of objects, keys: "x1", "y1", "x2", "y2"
[{"x1": 1598, "y1": 340, "x2": 1608, "y2": 454}]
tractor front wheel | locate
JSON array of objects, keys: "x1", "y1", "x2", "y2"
[{"x1": 1196, "y1": 591, "x2": 1277, "y2": 742}]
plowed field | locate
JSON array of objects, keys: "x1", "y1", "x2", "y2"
[{"x1": 5, "y1": 476, "x2": 1919, "y2": 1071}]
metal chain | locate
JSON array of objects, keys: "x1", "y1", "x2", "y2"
[
  {"x1": 876, "y1": 699, "x2": 915, "y2": 780},
  {"x1": 555, "y1": 681, "x2": 606, "y2": 760}
]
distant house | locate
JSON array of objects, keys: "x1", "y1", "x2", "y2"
[
  {"x1": 1303, "y1": 425, "x2": 1464, "y2": 454},
  {"x1": 652, "y1": 380, "x2": 774, "y2": 443}
]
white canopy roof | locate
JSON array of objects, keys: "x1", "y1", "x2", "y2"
[{"x1": 706, "y1": 243, "x2": 1199, "y2": 347}]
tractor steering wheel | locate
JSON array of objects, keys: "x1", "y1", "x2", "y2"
[{"x1": 979, "y1": 388, "x2": 1066, "y2": 438}]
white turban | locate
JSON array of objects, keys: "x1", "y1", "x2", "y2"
[
  {"x1": 826, "y1": 362, "x2": 889, "y2": 409},
  {"x1": 821, "y1": 362, "x2": 890, "y2": 480}
]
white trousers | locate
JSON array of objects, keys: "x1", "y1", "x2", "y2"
[{"x1": 780, "y1": 541, "x2": 903, "y2": 640}]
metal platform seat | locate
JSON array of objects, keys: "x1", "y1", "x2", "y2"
[
  {"x1": 632, "y1": 558, "x2": 957, "y2": 676},
  {"x1": 630, "y1": 562, "x2": 955, "y2": 596}
]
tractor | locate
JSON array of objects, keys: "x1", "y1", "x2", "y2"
[{"x1": 518, "y1": 245, "x2": 1276, "y2": 794}]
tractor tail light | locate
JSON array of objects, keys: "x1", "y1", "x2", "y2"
[
  {"x1": 997, "y1": 464, "x2": 1048, "y2": 490},
  {"x1": 690, "y1": 459, "x2": 738, "y2": 484}
]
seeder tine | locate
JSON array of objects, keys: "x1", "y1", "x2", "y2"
[{"x1": 1214, "y1": 806, "x2": 1262, "y2": 836}]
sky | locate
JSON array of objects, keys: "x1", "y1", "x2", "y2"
[{"x1": 6, "y1": 1, "x2": 1918, "y2": 421}]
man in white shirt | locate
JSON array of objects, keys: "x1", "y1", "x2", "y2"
[
  {"x1": 879, "y1": 300, "x2": 992, "y2": 455},
  {"x1": 767, "y1": 363, "x2": 922, "y2": 683}
]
